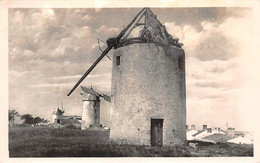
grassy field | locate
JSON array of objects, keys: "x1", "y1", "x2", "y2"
[{"x1": 9, "y1": 126, "x2": 253, "y2": 157}]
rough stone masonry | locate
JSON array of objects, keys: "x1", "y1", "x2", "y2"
[{"x1": 109, "y1": 43, "x2": 186, "y2": 146}]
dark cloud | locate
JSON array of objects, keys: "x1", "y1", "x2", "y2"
[
  {"x1": 151, "y1": 7, "x2": 251, "y2": 30},
  {"x1": 54, "y1": 9, "x2": 95, "y2": 27},
  {"x1": 42, "y1": 26, "x2": 70, "y2": 40}
]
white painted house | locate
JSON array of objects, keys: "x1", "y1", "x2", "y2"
[{"x1": 227, "y1": 136, "x2": 253, "y2": 144}]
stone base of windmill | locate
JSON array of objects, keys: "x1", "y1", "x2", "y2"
[{"x1": 107, "y1": 137, "x2": 187, "y2": 146}]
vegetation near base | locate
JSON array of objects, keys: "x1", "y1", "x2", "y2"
[{"x1": 9, "y1": 126, "x2": 253, "y2": 157}]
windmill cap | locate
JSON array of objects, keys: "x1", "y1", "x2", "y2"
[
  {"x1": 82, "y1": 93, "x2": 99, "y2": 101},
  {"x1": 80, "y1": 85, "x2": 100, "y2": 96}
]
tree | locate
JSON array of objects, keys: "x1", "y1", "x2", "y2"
[
  {"x1": 21, "y1": 114, "x2": 34, "y2": 125},
  {"x1": 9, "y1": 109, "x2": 20, "y2": 126},
  {"x1": 21, "y1": 114, "x2": 49, "y2": 125},
  {"x1": 32, "y1": 117, "x2": 43, "y2": 124}
]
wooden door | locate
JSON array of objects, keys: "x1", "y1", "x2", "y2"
[{"x1": 151, "y1": 119, "x2": 163, "y2": 146}]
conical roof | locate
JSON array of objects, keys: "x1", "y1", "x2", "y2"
[
  {"x1": 80, "y1": 86, "x2": 111, "y2": 102},
  {"x1": 118, "y1": 8, "x2": 183, "y2": 48}
]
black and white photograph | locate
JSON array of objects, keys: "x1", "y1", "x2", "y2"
[{"x1": 1, "y1": 0, "x2": 260, "y2": 162}]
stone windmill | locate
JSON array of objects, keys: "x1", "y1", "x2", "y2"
[
  {"x1": 80, "y1": 86, "x2": 111, "y2": 130},
  {"x1": 52, "y1": 106, "x2": 64, "y2": 123},
  {"x1": 68, "y1": 8, "x2": 186, "y2": 146}
]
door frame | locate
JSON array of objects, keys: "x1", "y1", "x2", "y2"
[{"x1": 151, "y1": 118, "x2": 164, "y2": 146}]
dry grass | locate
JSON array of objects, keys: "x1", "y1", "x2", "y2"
[
  {"x1": 9, "y1": 126, "x2": 253, "y2": 157},
  {"x1": 9, "y1": 126, "x2": 109, "y2": 157}
]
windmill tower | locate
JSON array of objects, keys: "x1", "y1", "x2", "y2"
[
  {"x1": 67, "y1": 8, "x2": 186, "y2": 146},
  {"x1": 52, "y1": 107, "x2": 64, "y2": 123},
  {"x1": 80, "y1": 86, "x2": 111, "y2": 130}
]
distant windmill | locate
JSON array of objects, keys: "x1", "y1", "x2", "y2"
[
  {"x1": 80, "y1": 86, "x2": 110, "y2": 130},
  {"x1": 67, "y1": 8, "x2": 186, "y2": 146},
  {"x1": 52, "y1": 107, "x2": 64, "y2": 123}
]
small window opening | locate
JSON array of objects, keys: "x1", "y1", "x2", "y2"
[
  {"x1": 178, "y1": 56, "x2": 183, "y2": 69},
  {"x1": 116, "y1": 56, "x2": 120, "y2": 66}
]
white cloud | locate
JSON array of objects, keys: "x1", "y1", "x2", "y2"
[
  {"x1": 12, "y1": 10, "x2": 25, "y2": 23},
  {"x1": 31, "y1": 82, "x2": 74, "y2": 88},
  {"x1": 82, "y1": 14, "x2": 92, "y2": 21},
  {"x1": 91, "y1": 43, "x2": 98, "y2": 49},
  {"x1": 95, "y1": 25, "x2": 120, "y2": 38},
  {"x1": 9, "y1": 70, "x2": 28, "y2": 78},
  {"x1": 74, "y1": 26, "x2": 91, "y2": 38},
  {"x1": 165, "y1": 10, "x2": 253, "y2": 130},
  {"x1": 23, "y1": 49, "x2": 34, "y2": 56},
  {"x1": 50, "y1": 74, "x2": 104, "y2": 80}
]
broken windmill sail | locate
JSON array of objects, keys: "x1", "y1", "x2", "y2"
[{"x1": 67, "y1": 8, "x2": 183, "y2": 96}]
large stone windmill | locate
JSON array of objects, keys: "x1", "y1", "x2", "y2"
[{"x1": 68, "y1": 8, "x2": 186, "y2": 146}]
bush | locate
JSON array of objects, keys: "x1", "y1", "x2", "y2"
[{"x1": 65, "y1": 125, "x2": 78, "y2": 129}]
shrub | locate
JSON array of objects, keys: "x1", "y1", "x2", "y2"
[{"x1": 65, "y1": 125, "x2": 78, "y2": 129}]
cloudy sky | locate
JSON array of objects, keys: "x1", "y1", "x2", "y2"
[{"x1": 9, "y1": 7, "x2": 254, "y2": 130}]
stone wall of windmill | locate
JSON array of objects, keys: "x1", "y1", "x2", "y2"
[
  {"x1": 81, "y1": 92, "x2": 101, "y2": 129},
  {"x1": 52, "y1": 108, "x2": 64, "y2": 123},
  {"x1": 80, "y1": 86, "x2": 111, "y2": 130},
  {"x1": 110, "y1": 42, "x2": 186, "y2": 146}
]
